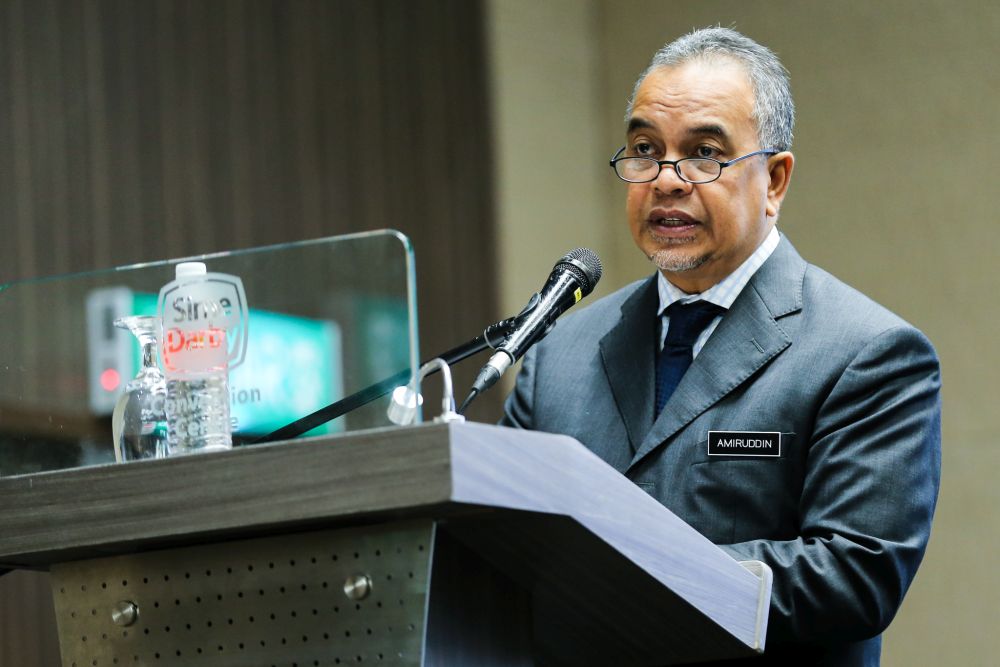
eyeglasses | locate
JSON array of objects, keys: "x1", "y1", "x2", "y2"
[{"x1": 609, "y1": 146, "x2": 778, "y2": 184}]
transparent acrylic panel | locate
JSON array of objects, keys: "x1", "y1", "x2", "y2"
[{"x1": 0, "y1": 230, "x2": 418, "y2": 477}]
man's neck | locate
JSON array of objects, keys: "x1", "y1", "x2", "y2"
[
  {"x1": 657, "y1": 226, "x2": 781, "y2": 312},
  {"x1": 661, "y1": 226, "x2": 779, "y2": 295}
]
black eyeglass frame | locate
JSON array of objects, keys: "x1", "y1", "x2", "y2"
[{"x1": 609, "y1": 146, "x2": 779, "y2": 184}]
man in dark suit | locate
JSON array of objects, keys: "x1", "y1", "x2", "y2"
[{"x1": 502, "y1": 27, "x2": 941, "y2": 665}]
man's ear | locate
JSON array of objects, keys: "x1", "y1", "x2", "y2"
[{"x1": 765, "y1": 152, "x2": 794, "y2": 218}]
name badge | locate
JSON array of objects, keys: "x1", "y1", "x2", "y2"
[{"x1": 708, "y1": 431, "x2": 781, "y2": 457}]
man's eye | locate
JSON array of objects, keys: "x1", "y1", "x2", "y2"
[
  {"x1": 632, "y1": 142, "x2": 655, "y2": 156},
  {"x1": 695, "y1": 145, "x2": 720, "y2": 159}
]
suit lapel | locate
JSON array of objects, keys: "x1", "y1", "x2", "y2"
[
  {"x1": 599, "y1": 276, "x2": 658, "y2": 457},
  {"x1": 627, "y1": 238, "x2": 806, "y2": 471}
]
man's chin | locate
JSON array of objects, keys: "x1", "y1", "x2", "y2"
[{"x1": 649, "y1": 248, "x2": 709, "y2": 273}]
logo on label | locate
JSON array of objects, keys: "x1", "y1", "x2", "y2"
[
  {"x1": 707, "y1": 431, "x2": 781, "y2": 457},
  {"x1": 157, "y1": 273, "x2": 249, "y2": 376}
]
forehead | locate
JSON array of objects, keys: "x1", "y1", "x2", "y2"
[{"x1": 628, "y1": 59, "x2": 755, "y2": 140}]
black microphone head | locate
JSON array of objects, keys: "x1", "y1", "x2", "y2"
[{"x1": 556, "y1": 248, "x2": 603, "y2": 296}]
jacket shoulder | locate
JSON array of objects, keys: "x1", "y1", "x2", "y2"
[
  {"x1": 801, "y1": 263, "x2": 931, "y2": 344},
  {"x1": 542, "y1": 276, "x2": 652, "y2": 342}
]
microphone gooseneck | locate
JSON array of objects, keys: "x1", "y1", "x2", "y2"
[
  {"x1": 256, "y1": 250, "x2": 601, "y2": 439},
  {"x1": 462, "y1": 248, "x2": 602, "y2": 412}
]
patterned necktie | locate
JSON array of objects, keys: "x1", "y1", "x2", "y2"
[{"x1": 654, "y1": 300, "x2": 725, "y2": 414}]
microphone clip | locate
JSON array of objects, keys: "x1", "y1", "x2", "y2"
[{"x1": 387, "y1": 358, "x2": 465, "y2": 426}]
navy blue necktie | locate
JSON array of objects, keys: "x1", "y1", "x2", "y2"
[{"x1": 655, "y1": 301, "x2": 725, "y2": 414}]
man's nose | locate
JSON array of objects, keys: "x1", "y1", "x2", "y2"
[{"x1": 652, "y1": 162, "x2": 693, "y2": 196}]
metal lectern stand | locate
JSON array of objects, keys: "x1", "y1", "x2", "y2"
[{"x1": 0, "y1": 422, "x2": 771, "y2": 666}]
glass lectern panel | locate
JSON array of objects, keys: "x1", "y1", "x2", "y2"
[{"x1": 0, "y1": 230, "x2": 419, "y2": 477}]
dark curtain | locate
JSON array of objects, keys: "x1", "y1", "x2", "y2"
[{"x1": 0, "y1": 1, "x2": 498, "y2": 663}]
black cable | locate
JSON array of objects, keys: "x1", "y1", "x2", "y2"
[
  {"x1": 253, "y1": 369, "x2": 412, "y2": 443},
  {"x1": 252, "y1": 318, "x2": 517, "y2": 444}
]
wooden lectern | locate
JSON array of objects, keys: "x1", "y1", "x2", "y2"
[{"x1": 0, "y1": 422, "x2": 771, "y2": 666}]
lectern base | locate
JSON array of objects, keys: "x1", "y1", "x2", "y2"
[
  {"x1": 49, "y1": 518, "x2": 535, "y2": 667},
  {"x1": 50, "y1": 521, "x2": 435, "y2": 666}
]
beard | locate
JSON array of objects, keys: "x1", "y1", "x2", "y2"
[{"x1": 647, "y1": 233, "x2": 710, "y2": 273}]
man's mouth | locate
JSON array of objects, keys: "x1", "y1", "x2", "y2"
[
  {"x1": 648, "y1": 210, "x2": 699, "y2": 234},
  {"x1": 654, "y1": 217, "x2": 695, "y2": 227}
]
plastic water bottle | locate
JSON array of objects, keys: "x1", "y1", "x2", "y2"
[
  {"x1": 165, "y1": 373, "x2": 231, "y2": 454},
  {"x1": 159, "y1": 262, "x2": 235, "y2": 455}
]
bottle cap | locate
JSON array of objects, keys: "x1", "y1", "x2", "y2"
[{"x1": 175, "y1": 262, "x2": 207, "y2": 279}]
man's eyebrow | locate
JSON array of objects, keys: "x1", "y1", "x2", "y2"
[
  {"x1": 625, "y1": 119, "x2": 731, "y2": 141},
  {"x1": 626, "y1": 117, "x2": 654, "y2": 133},
  {"x1": 687, "y1": 124, "x2": 729, "y2": 140}
]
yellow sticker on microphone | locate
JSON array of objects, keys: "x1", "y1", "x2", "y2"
[{"x1": 574, "y1": 287, "x2": 583, "y2": 303}]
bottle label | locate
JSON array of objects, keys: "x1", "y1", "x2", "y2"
[{"x1": 157, "y1": 272, "x2": 249, "y2": 378}]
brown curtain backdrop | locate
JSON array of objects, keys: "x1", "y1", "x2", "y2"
[{"x1": 0, "y1": 1, "x2": 498, "y2": 664}]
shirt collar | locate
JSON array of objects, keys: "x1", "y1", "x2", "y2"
[{"x1": 657, "y1": 226, "x2": 781, "y2": 315}]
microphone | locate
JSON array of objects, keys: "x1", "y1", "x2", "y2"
[{"x1": 463, "y1": 248, "x2": 602, "y2": 408}]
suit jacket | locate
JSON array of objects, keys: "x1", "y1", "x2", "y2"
[{"x1": 502, "y1": 238, "x2": 941, "y2": 666}]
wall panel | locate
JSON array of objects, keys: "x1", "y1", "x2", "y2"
[{"x1": 0, "y1": 2, "x2": 497, "y2": 664}]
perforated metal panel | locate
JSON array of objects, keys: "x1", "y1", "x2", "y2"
[{"x1": 49, "y1": 521, "x2": 434, "y2": 667}]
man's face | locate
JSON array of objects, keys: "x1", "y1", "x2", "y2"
[{"x1": 625, "y1": 58, "x2": 792, "y2": 293}]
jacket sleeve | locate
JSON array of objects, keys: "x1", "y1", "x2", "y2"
[
  {"x1": 719, "y1": 325, "x2": 942, "y2": 645},
  {"x1": 500, "y1": 346, "x2": 538, "y2": 430}
]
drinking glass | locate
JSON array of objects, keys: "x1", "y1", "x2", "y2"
[{"x1": 111, "y1": 315, "x2": 168, "y2": 462}]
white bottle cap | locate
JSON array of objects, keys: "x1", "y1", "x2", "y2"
[{"x1": 175, "y1": 262, "x2": 207, "y2": 279}]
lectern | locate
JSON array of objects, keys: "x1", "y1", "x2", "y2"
[{"x1": 0, "y1": 422, "x2": 771, "y2": 666}]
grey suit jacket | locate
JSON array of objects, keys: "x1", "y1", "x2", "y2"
[{"x1": 502, "y1": 238, "x2": 941, "y2": 665}]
